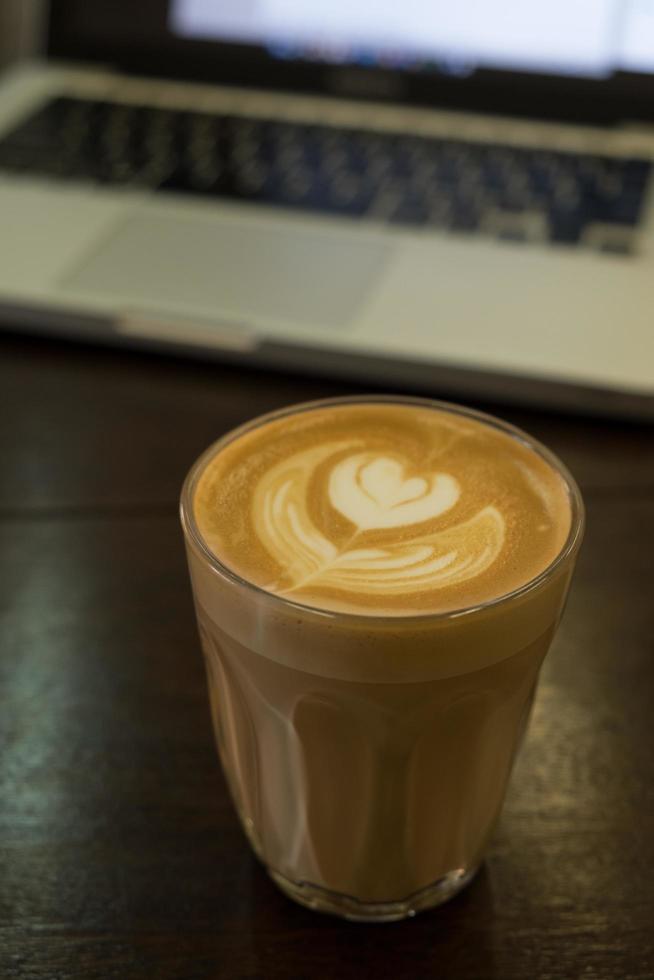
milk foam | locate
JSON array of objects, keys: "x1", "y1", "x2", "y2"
[
  {"x1": 329, "y1": 453, "x2": 461, "y2": 529},
  {"x1": 193, "y1": 402, "x2": 572, "y2": 615}
]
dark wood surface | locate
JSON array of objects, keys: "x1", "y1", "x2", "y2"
[{"x1": 2, "y1": 333, "x2": 653, "y2": 980}]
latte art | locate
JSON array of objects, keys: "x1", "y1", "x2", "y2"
[
  {"x1": 253, "y1": 443, "x2": 504, "y2": 599},
  {"x1": 193, "y1": 402, "x2": 572, "y2": 614}
]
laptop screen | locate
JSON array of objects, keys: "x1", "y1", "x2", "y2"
[
  {"x1": 170, "y1": 0, "x2": 654, "y2": 80},
  {"x1": 47, "y1": 0, "x2": 654, "y2": 124}
]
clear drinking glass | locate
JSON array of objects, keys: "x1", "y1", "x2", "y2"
[{"x1": 180, "y1": 397, "x2": 584, "y2": 922}]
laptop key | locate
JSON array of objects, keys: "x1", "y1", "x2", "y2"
[
  {"x1": 387, "y1": 197, "x2": 430, "y2": 226},
  {"x1": 549, "y1": 212, "x2": 584, "y2": 245},
  {"x1": 447, "y1": 192, "x2": 482, "y2": 232}
]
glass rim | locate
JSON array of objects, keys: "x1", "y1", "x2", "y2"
[{"x1": 180, "y1": 395, "x2": 585, "y2": 625}]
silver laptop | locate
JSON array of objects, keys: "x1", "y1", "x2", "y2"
[{"x1": 1, "y1": 2, "x2": 654, "y2": 418}]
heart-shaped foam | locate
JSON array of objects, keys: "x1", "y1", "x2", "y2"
[{"x1": 329, "y1": 453, "x2": 460, "y2": 530}]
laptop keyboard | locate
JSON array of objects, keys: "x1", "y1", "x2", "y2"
[{"x1": 0, "y1": 95, "x2": 651, "y2": 253}]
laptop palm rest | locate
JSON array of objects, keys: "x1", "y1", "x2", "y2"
[{"x1": 59, "y1": 212, "x2": 390, "y2": 329}]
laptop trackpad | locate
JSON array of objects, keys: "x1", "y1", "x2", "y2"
[{"x1": 60, "y1": 212, "x2": 390, "y2": 329}]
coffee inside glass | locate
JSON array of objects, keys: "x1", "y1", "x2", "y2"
[{"x1": 180, "y1": 397, "x2": 583, "y2": 921}]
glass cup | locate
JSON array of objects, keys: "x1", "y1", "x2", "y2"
[{"x1": 180, "y1": 397, "x2": 584, "y2": 921}]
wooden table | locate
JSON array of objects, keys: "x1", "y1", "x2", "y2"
[{"x1": 2, "y1": 333, "x2": 653, "y2": 980}]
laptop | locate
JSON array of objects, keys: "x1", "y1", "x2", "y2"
[{"x1": 1, "y1": 2, "x2": 654, "y2": 418}]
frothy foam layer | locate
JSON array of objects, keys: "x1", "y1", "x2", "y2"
[{"x1": 193, "y1": 403, "x2": 571, "y2": 615}]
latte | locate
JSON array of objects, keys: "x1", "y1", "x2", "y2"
[
  {"x1": 194, "y1": 402, "x2": 571, "y2": 615},
  {"x1": 182, "y1": 398, "x2": 583, "y2": 919}
]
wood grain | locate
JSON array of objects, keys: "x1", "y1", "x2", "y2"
[{"x1": 1, "y1": 333, "x2": 653, "y2": 980}]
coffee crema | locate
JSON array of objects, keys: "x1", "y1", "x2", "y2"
[{"x1": 193, "y1": 403, "x2": 572, "y2": 615}]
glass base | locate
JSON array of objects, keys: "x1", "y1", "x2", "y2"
[{"x1": 268, "y1": 865, "x2": 480, "y2": 922}]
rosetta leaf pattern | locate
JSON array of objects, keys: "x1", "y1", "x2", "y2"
[{"x1": 252, "y1": 443, "x2": 504, "y2": 598}]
